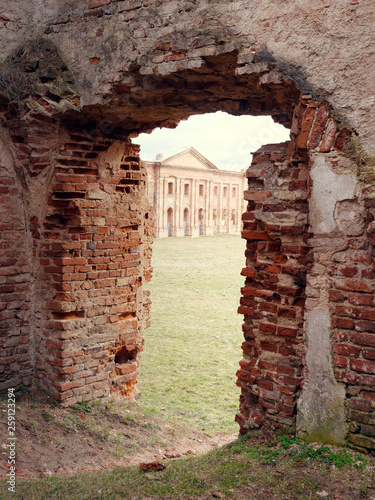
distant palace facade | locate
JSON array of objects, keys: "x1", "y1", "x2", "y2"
[{"x1": 144, "y1": 148, "x2": 246, "y2": 238}]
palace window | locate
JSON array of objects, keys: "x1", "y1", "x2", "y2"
[{"x1": 168, "y1": 182, "x2": 173, "y2": 194}]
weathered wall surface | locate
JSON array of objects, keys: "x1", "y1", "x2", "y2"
[
  {"x1": 1, "y1": 1, "x2": 374, "y2": 152},
  {"x1": 0, "y1": 103, "x2": 153, "y2": 404},
  {"x1": 0, "y1": 125, "x2": 32, "y2": 390},
  {"x1": 0, "y1": 0, "x2": 374, "y2": 451},
  {"x1": 236, "y1": 95, "x2": 375, "y2": 450}
]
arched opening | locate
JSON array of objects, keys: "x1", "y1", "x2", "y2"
[
  {"x1": 183, "y1": 207, "x2": 190, "y2": 236},
  {"x1": 1, "y1": 39, "x2": 364, "y2": 448},
  {"x1": 137, "y1": 112, "x2": 289, "y2": 431},
  {"x1": 213, "y1": 209, "x2": 218, "y2": 232},
  {"x1": 198, "y1": 208, "x2": 204, "y2": 236},
  {"x1": 231, "y1": 209, "x2": 237, "y2": 229},
  {"x1": 167, "y1": 207, "x2": 173, "y2": 237}
]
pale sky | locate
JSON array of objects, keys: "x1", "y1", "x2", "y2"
[{"x1": 134, "y1": 111, "x2": 290, "y2": 172}]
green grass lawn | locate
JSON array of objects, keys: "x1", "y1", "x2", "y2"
[
  {"x1": 139, "y1": 234, "x2": 246, "y2": 433},
  {"x1": 2, "y1": 436, "x2": 370, "y2": 500}
]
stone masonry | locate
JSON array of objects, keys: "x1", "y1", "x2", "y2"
[{"x1": 0, "y1": 0, "x2": 375, "y2": 452}]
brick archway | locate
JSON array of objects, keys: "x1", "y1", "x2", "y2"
[{"x1": 0, "y1": 40, "x2": 373, "y2": 451}]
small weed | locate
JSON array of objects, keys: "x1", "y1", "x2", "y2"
[
  {"x1": 279, "y1": 435, "x2": 300, "y2": 450},
  {"x1": 29, "y1": 420, "x2": 38, "y2": 431},
  {"x1": 14, "y1": 385, "x2": 29, "y2": 402},
  {"x1": 42, "y1": 408, "x2": 55, "y2": 423},
  {"x1": 113, "y1": 435, "x2": 126, "y2": 457},
  {"x1": 73, "y1": 401, "x2": 92, "y2": 413},
  {"x1": 360, "y1": 485, "x2": 368, "y2": 497},
  {"x1": 292, "y1": 442, "x2": 367, "y2": 469},
  {"x1": 99, "y1": 426, "x2": 110, "y2": 441}
]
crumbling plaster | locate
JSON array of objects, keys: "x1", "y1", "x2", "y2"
[{"x1": 1, "y1": 1, "x2": 374, "y2": 151}]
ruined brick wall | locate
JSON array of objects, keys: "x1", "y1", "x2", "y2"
[
  {"x1": 236, "y1": 139, "x2": 309, "y2": 434},
  {"x1": 0, "y1": 106, "x2": 153, "y2": 405},
  {"x1": 1, "y1": 1, "x2": 374, "y2": 152},
  {"x1": 236, "y1": 95, "x2": 375, "y2": 451},
  {"x1": 0, "y1": 0, "x2": 375, "y2": 451},
  {"x1": 0, "y1": 125, "x2": 32, "y2": 389}
]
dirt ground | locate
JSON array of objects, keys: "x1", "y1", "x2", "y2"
[
  {"x1": 2, "y1": 388, "x2": 375, "y2": 500},
  {"x1": 0, "y1": 388, "x2": 237, "y2": 479}
]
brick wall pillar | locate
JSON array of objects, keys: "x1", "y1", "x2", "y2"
[
  {"x1": 236, "y1": 139, "x2": 309, "y2": 434},
  {"x1": 0, "y1": 123, "x2": 33, "y2": 390},
  {"x1": 1, "y1": 112, "x2": 153, "y2": 406},
  {"x1": 36, "y1": 131, "x2": 152, "y2": 405},
  {"x1": 237, "y1": 96, "x2": 375, "y2": 450}
]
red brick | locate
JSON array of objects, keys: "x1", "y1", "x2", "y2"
[
  {"x1": 241, "y1": 231, "x2": 272, "y2": 241},
  {"x1": 361, "y1": 391, "x2": 375, "y2": 403},
  {"x1": 308, "y1": 103, "x2": 331, "y2": 149},
  {"x1": 236, "y1": 369, "x2": 254, "y2": 383},
  {"x1": 273, "y1": 253, "x2": 288, "y2": 264},
  {"x1": 297, "y1": 106, "x2": 316, "y2": 150},
  {"x1": 258, "y1": 360, "x2": 277, "y2": 372},
  {"x1": 260, "y1": 341, "x2": 278, "y2": 353},
  {"x1": 334, "y1": 369, "x2": 358, "y2": 384},
  {"x1": 351, "y1": 332, "x2": 375, "y2": 346},
  {"x1": 258, "y1": 379, "x2": 274, "y2": 391},
  {"x1": 239, "y1": 359, "x2": 254, "y2": 371},
  {"x1": 320, "y1": 118, "x2": 338, "y2": 152},
  {"x1": 333, "y1": 355, "x2": 348, "y2": 368},
  {"x1": 265, "y1": 265, "x2": 281, "y2": 274},
  {"x1": 258, "y1": 398, "x2": 275, "y2": 410},
  {"x1": 363, "y1": 349, "x2": 375, "y2": 360},
  {"x1": 277, "y1": 364, "x2": 295, "y2": 375},
  {"x1": 334, "y1": 128, "x2": 351, "y2": 152},
  {"x1": 349, "y1": 434, "x2": 375, "y2": 450},
  {"x1": 88, "y1": 0, "x2": 111, "y2": 9},
  {"x1": 339, "y1": 266, "x2": 358, "y2": 277},
  {"x1": 350, "y1": 399, "x2": 371, "y2": 412},
  {"x1": 336, "y1": 305, "x2": 375, "y2": 322},
  {"x1": 259, "y1": 302, "x2": 278, "y2": 314},
  {"x1": 56, "y1": 380, "x2": 84, "y2": 392},
  {"x1": 333, "y1": 317, "x2": 354, "y2": 329},
  {"x1": 263, "y1": 204, "x2": 284, "y2": 212},
  {"x1": 283, "y1": 375, "x2": 302, "y2": 387},
  {"x1": 335, "y1": 279, "x2": 373, "y2": 293},
  {"x1": 355, "y1": 321, "x2": 375, "y2": 333},
  {"x1": 361, "y1": 425, "x2": 375, "y2": 438},
  {"x1": 276, "y1": 403, "x2": 295, "y2": 416},
  {"x1": 329, "y1": 289, "x2": 346, "y2": 302},
  {"x1": 359, "y1": 374, "x2": 375, "y2": 386},
  {"x1": 279, "y1": 385, "x2": 296, "y2": 395},
  {"x1": 259, "y1": 323, "x2": 277, "y2": 334},
  {"x1": 333, "y1": 344, "x2": 361, "y2": 358},
  {"x1": 241, "y1": 268, "x2": 256, "y2": 278},
  {"x1": 278, "y1": 346, "x2": 296, "y2": 356},
  {"x1": 348, "y1": 293, "x2": 373, "y2": 306},
  {"x1": 289, "y1": 180, "x2": 306, "y2": 191},
  {"x1": 350, "y1": 359, "x2": 375, "y2": 374},
  {"x1": 277, "y1": 327, "x2": 297, "y2": 338}
]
